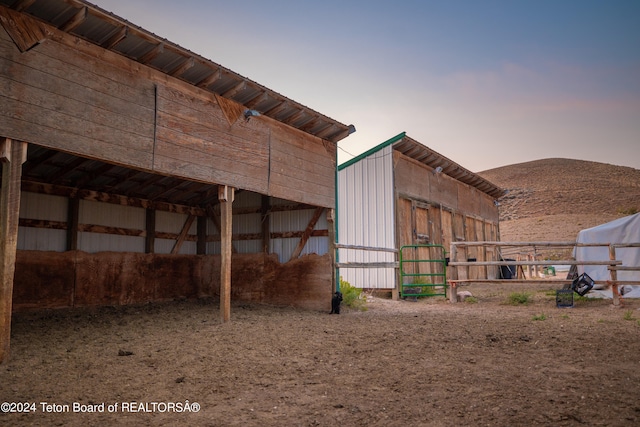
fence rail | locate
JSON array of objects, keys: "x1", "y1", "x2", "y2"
[{"x1": 448, "y1": 241, "x2": 640, "y2": 306}]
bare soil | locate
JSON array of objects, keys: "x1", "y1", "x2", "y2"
[
  {"x1": 2, "y1": 284, "x2": 640, "y2": 427},
  {"x1": 2, "y1": 158, "x2": 639, "y2": 426}
]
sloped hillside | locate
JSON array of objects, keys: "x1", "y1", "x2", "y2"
[{"x1": 478, "y1": 158, "x2": 640, "y2": 242}]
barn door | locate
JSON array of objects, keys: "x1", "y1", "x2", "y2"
[{"x1": 413, "y1": 202, "x2": 432, "y2": 278}]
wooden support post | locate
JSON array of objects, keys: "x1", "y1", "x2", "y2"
[
  {"x1": 145, "y1": 208, "x2": 155, "y2": 254},
  {"x1": 219, "y1": 185, "x2": 234, "y2": 323},
  {"x1": 449, "y1": 281, "x2": 458, "y2": 303},
  {"x1": 609, "y1": 245, "x2": 621, "y2": 307},
  {"x1": 449, "y1": 244, "x2": 458, "y2": 303},
  {"x1": 66, "y1": 197, "x2": 79, "y2": 251},
  {"x1": 261, "y1": 195, "x2": 270, "y2": 253},
  {"x1": 0, "y1": 139, "x2": 27, "y2": 363},
  {"x1": 196, "y1": 215, "x2": 207, "y2": 255}
]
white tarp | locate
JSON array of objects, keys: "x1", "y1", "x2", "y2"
[{"x1": 574, "y1": 213, "x2": 640, "y2": 298}]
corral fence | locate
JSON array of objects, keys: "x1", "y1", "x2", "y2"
[
  {"x1": 334, "y1": 241, "x2": 640, "y2": 307},
  {"x1": 447, "y1": 241, "x2": 640, "y2": 306}
]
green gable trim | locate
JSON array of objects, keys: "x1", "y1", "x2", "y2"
[{"x1": 337, "y1": 131, "x2": 406, "y2": 171}]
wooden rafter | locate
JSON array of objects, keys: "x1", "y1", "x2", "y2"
[
  {"x1": 139, "y1": 42, "x2": 164, "y2": 64},
  {"x1": 59, "y1": 6, "x2": 86, "y2": 33},
  {"x1": 101, "y1": 25, "x2": 127, "y2": 49},
  {"x1": 169, "y1": 56, "x2": 195, "y2": 77}
]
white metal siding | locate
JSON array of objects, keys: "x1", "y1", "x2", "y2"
[
  {"x1": 17, "y1": 191, "x2": 329, "y2": 260},
  {"x1": 77, "y1": 200, "x2": 145, "y2": 253},
  {"x1": 270, "y1": 208, "x2": 328, "y2": 263},
  {"x1": 18, "y1": 192, "x2": 68, "y2": 251},
  {"x1": 154, "y1": 211, "x2": 197, "y2": 254},
  {"x1": 338, "y1": 146, "x2": 396, "y2": 288}
]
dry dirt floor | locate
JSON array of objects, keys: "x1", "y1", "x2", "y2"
[{"x1": 2, "y1": 283, "x2": 640, "y2": 427}]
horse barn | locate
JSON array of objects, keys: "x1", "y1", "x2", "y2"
[
  {"x1": 0, "y1": 0, "x2": 355, "y2": 361},
  {"x1": 337, "y1": 132, "x2": 505, "y2": 298}
]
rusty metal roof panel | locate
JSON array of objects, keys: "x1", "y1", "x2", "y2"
[
  {"x1": 71, "y1": 11, "x2": 118, "y2": 43},
  {"x1": 147, "y1": 48, "x2": 185, "y2": 73},
  {"x1": 18, "y1": 0, "x2": 75, "y2": 26},
  {"x1": 180, "y1": 61, "x2": 214, "y2": 85},
  {"x1": 111, "y1": 33, "x2": 155, "y2": 60}
]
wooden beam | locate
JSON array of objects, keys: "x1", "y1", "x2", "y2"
[
  {"x1": 171, "y1": 215, "x2": 196, "y2": 254},
  {"x1": 0, "y1": 139, "x2": 27, "y2": 363},
  {"x1": 101, "y1": 25, "x2": 127, "y2": 49},
  {"x1": 261, "y1": 195, "x2": 270, "y2": 253},
  {"x1": 66, "y1": 197, "x2": 79, "y2": 251},
  {"x1": 219, "y1": 185, "x2": 235, "y2": 323},
  {"x1": 221, "y1": 80, "x2": 246, "y2": 99},
  {"x1": 59, "y1": 6, "x2": 87, "y2": 33},
  {"x1": 263, "y1": 100, "x2": 288, "y2": 116},
  {"x1": 196, "y1": 68, "x2": 221, "y2": 88},
  {"x1": 145, "y1": 208, "x2": 155, "y2": 254},
  {"x1": 244, "y1": 92, "x2": 268, "y2": 109},
  {"x1": 290, "y1": 207, "x2": 324, "y2": 260},
  {"x1": 169, "y1": 56, "x2": 195, "y2": 77},
  {"x1": 205, "y1": 204, "x2": 237, "y2": 253},
  {"x1": 197, "y1": 215, "x2": 207, "y2": 254},
  {"x1": 139, "y1": 42, "x2": 164, "y2": 64},
  {"x1": 21, "y1": 180, "x2": 206, "y2": 216}
]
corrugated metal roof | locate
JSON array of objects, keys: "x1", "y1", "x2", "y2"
[
  {"x1": 0, "y1": 0, "x2": 355, "y2": 143},
  {"x1": 339, "y1": 132, "x2": 505, "y2": 199}
]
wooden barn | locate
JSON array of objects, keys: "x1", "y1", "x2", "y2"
[
  {"x1": 0, "y1": 0, "x2": 355, "y2": 361},
  {"x1": 337, "y1": 132, "x2": 504, "y2": 297}
]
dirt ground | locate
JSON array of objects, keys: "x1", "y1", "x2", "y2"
[{"x1": 2, "y1": 282, "x2": 640, "y2": 427}]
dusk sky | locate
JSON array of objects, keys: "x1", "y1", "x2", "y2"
[{"x1": 96, "y1": 0, "x2": 640, "y2": 172}]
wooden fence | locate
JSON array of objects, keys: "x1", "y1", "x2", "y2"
[{"x1": 447, "y1": 241, "x2": 640, "y2": 306}]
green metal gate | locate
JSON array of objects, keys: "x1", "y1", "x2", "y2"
[{"x1": 399, "y1": 244, "x2": 447, "y2": 297}]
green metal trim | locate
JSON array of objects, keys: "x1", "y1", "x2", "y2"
[
  {"x1": 335, "y1": 146, "x2": 340, "y2": 292},
  {"x1": 337, "y1": 131, "x2": 406, "y2": 171},
  {"x1": 335, "y1": 131, "x2": 406, "y2": 290}
]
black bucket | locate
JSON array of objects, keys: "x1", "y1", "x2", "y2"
[{"x1": 500, "y1": 259, "x2": 516, "y2": 279}]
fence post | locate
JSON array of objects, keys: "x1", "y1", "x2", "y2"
[{"x1": 609, "y1": 245, "x2": 621, "y2": 307}]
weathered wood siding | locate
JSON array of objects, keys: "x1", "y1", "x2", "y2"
[
  {"x1": 393, "y1": 151, "x2": 500, "y2": 282},
  {"x1": 269, "y1": 123, "x2": 336, "y2": 208},
  {"x1": 0, "y1": 25, "x2": 155, "y2": 169},
  {"x1": 13, "y1": 251, "x2": 332, "y2": 312},
  {"x1": 0, "y1": 22, "x2": 336, "y2": 208},
  {"x1": 154, "y1": 84, "x2": 270, "y2": 192}
]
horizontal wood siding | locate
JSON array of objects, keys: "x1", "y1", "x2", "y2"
[
  {"x1": 1, "y1": 21, "x2": 338, "y2": 208},
  {"x1": 269, "y1": 123, "x2": 335, "y2": 207},
  {"x1": 154, "y1": 84, "x2": 270, "y2": 192},
  {"x1": 480, "y1": 192, "x2": 500, "y2": 222},
  {"x1": 457, "y1": 183, "x2": 481, "y2": 215},
  {"x1": 393, "y1": 152, "x2": 431, "y2": 201},
  {"x1": 0, "y1": 26, "x2": 155, "y2": 168}
]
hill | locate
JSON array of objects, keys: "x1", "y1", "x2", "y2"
[{"x1": 478, "y1": 158, "x2": 640, "y2": 242}]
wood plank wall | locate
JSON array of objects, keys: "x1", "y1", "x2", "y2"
[
  {"x1": 393, "y1": 152, "x2": 500, "y2": 280},
  {"x1": 12, "y1": 251, "x2": 332, "y2": 312},
  {"x1": 0, "y1": 20, "x2": 336, "y2": 208},
  {"x1": 0, "y1": 24, "x2": 156, "y2": 169}
]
